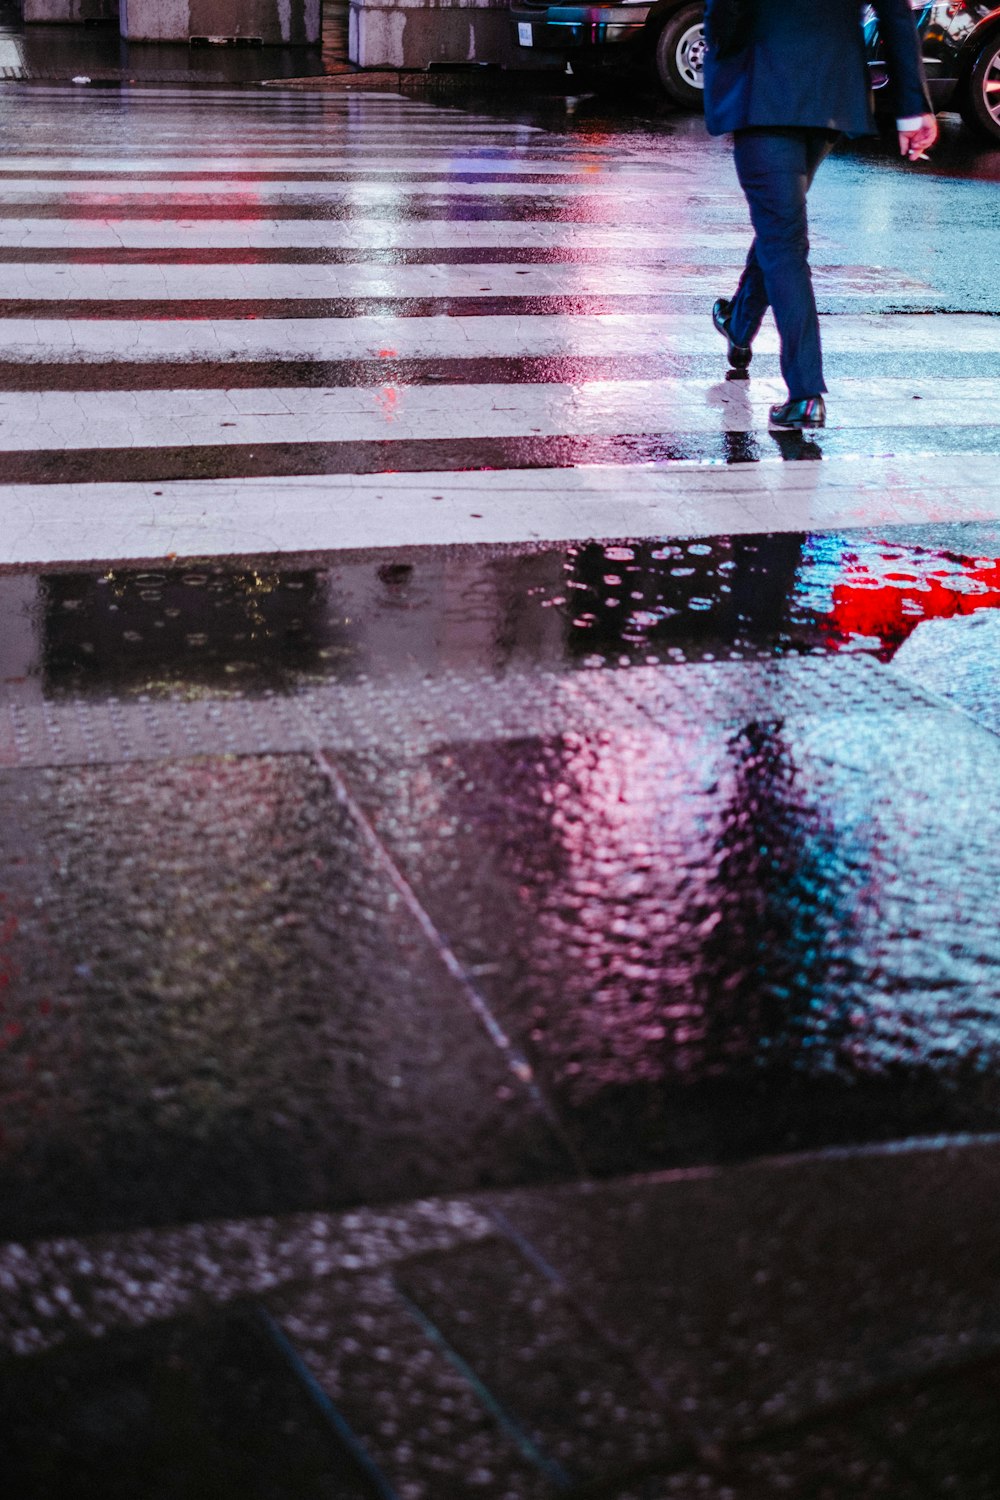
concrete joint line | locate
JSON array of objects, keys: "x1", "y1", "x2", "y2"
[
  {"x1": 309, "y1": 745, "x2": 587, "y2": 1174},
  {"x1": 487, "y1": 1203, "x2": 705, "y2": 1454},
  {"x1": 394, "y1": 1283, "x2": 574, "y2": 1489}
]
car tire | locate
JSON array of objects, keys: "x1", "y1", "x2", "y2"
[
  {"x1": 959, "y1": 31, "x2": 1000, "y2": 142},
  {"x1": 654, "y1": 2, "x2": 707, "y2": 108}
]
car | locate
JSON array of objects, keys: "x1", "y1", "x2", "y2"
[
  {"x1": 508, "y1": 0, "x2": 1000, "y2": 143},
  {"x1": 866, "y1": 2, "x2": 1000, "y2": 142},
  {"x1": 508, "y1": 0, "x2": 707, "y2": 104}
]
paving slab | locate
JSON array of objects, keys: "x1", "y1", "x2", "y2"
[
  {"x1": 331, "y1": 660, "x2": 1000, "y2": 1172},
  {"x1": 604, "y1": 1415, "x2": 926, "y2": 1500},
  {"x1": 1, "y1": 1141, "x2": 999, "y2": 1499},
  {"x1": 0, "y1": 753, "x2": 568, "y2": 1239},
  {"x1": 600, "y1": 1356, "x2": 1000, "y2": 1499},
  {"x1": 270, "y1": 1272, "x2": 557, "y2": 1500},
  {"x1": 395, "y1": 1237, "x2": 681, "y2": 1486},
  {"x1": 870, "y1": 1357, "x2": 1000, "y2": 1500},
  {"x1": 487, "y1": 1144, "x2": 1000, "y2": 1444},
  {"x1": 0, "y1": 1198, "x2": 495, "y2": 1358}
]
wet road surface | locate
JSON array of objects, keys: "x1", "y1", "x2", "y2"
[
  {"x1": 1, "y1": 72, "x2": 1000, "y2": 1500},
  {"x1": 1, "y1": 69, "x2": 999, "y2": 1226}
]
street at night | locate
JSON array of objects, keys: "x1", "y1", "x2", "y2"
[{"x1": 1, "y1": 4, "x2": 1000, "y2": 1495}]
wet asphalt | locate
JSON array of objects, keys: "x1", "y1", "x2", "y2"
[{"x1": 1, "y1": 31, "x2": 1000, "y2": 1498}]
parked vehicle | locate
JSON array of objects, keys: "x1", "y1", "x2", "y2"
[
  {"x1": 508, "y1": 0, "x2": 1000, "y2": 143},
  {"x1": 509, "y1": 0, "x2": 706, "y2": 103},
  {"x1": 866, "y1": 2, "x2": 1000, "y2": 142}
]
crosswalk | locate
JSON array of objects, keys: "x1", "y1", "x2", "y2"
[{"x1": 0, "y1": 82, "x2": 998, "y2": 568}]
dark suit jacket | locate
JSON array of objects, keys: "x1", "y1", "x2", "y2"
[{"x1": 703, "y1": 0, "x2": 932, "y2": 137}]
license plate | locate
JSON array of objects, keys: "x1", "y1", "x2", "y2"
[{"x1": 518, "y1": 22, "x2": 533, "y2": 45}]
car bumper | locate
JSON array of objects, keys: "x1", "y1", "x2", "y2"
[{"x1": 509, "y1": 5, "x2": 652, "y2": 52}]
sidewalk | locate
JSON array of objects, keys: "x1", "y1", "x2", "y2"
[
  {"x1": 2, "y1": 0, "x2": 572, "y2": 94},
  {"x1": 3, "y1": 1138, "x2": 1000, "y2": 1498},
  {"x1": 4, "y1": 618, "x2": 1000, "y2": 1495},
  {"x1": 0, "y1": 0, "x2": 332, "y2": 85}
]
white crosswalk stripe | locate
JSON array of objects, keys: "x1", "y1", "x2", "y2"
[
  {"x1": 0, "y1": 222, "x2": 770, "y2": 250},
  {"x1": 0, "y1": 83, "x2": 993, "y2": 568},
  {"x1": 6, "y1": 454, "x2": 1000, "y2": 567},
  {"x1": 1, "y1": 376, "x2": 994, "y2": 452},
  {"x1": 0, "y1": 178, "x2": 702, "y2": 200},
  {"x1": 0, "y1": 312, "x2": 992, "y2": 368},
  {"x1": 0, "y1": 156, "x2": 685, "y2": 174},
  {"x1": 0, "y1": 262, "x2": 930, "y2": 300}
]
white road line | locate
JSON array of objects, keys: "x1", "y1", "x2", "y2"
[
  {"x1": 0, "y1": 103, "x2": 541, "y2": 117},
  {"x1": 11, "y1": 121, "x2": 548, "y2": 130},
  {"x1": 0, "y1": 377, "x2": 994, "y2": 451},
  {"x1": 0, "y1": 221, "x2": 763, "y2": 251},
  {"x1": 0, "y1": 146, "x2": 657, "y2": 161},
  {"x1": 4, "y1": 457, "x2": 1000, "y2": 566},
  {"x1": 0, "y1": 157, "x2": 677, "y2": 176},
  {"x1": 0, "y1": 130, "x2": 552, "y2": 147},
  {"x1": 0, "y1": 312, "x2": 990, "y2": 364},
  {"x1": 0, "y1": 262, "x2": 928, "y2": 300},
  {"x1": 3, "y1": 93, "x2": 542, "y2": 122},
  {"x1": 1, "y1": 86, "x2": 444, "y2": 102},
  {"x1": 0, "y1": 130, "x2": 555, "y2": 150},
  {"x1": 18, "y1": 119, "x2": 551, "y2": 134},
  {"x1": 0, "y1": 177, "x2": 700, "y2": 201},
  {"x1": 7, "y1": 99, "x2": 533, "y2": 124}
]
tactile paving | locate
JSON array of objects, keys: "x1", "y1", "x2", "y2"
[{"x1": 0, "y1": 658, "x2": 948, "y2": 773}]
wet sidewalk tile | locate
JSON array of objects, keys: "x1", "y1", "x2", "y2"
[
  {"x1": 0, "y1": 754, "x2": 569, "y2": 1240},
  {"x1": 331, "y1": 683, "x2": 1000, "y2": 1173},
  {"x1": 489, "y1": 1144, "x2": 1000, "y2": 1441},
  {"x1": 395, "y1": 1237, "x2": 682, "y2": 1487}
]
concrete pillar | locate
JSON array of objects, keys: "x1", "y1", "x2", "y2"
[
  {"x1": 348, "y1": 0, "x2": 549, "y2": 69},
  {"x1": 23, "y1": 0, "x2": 119, "y2": 20},
  {"x1": 120, "y1": 0, "x2": 320, "y2": 44}
]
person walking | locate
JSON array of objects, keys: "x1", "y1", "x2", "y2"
[{"x1": 704, "y1": 0, "x2": 938, "y2": 432}]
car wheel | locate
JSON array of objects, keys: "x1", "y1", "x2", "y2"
[
  {"x1": 960, "y1": 32, "x2": 1000, "y2": 142},
  {"x1": 654, "y1": 3, "x2": 706, "y2": 108}
]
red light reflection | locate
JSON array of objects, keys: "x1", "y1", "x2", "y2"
[{"x1": 823, "y1": 551, "x2": 1000, "y2": 654}]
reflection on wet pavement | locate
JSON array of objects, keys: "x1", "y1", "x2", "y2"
[
  {"x1": 8, "y1": 532, "x2": 999, "y2": 1210},
  {"x1": 38, "y1": 569, "x2": 346, "y2": 697},
  {"x1": 7, "y1": 524, "x2": 1000, "y2": 697},
  {"x1": 339, "y1": 698, "x2": 1000, "y2": 1174},
  {"x1": 4, "y1": 651, "x2": 999, "y2": 1230},
  {"x1": 567, "y1": 529, "x2": 1000, "y2": 665}
]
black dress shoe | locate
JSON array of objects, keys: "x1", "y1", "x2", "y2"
[
  {"x1": 712, "y1": 297, "x2": 752, "y2": 370},
  {"x1": 768, "y1": 395, "x2": 826, "y2": 431}
]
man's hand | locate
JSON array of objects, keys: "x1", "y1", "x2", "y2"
[{"x1": 899, "y1": 114, "x2": 939, "y2": 161}]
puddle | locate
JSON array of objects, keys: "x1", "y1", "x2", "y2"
[
  {"x1": 564, "y1": 532, "x2": 1000, "y2": 663},
  {"x1": 4, "y1": 527, "x2": 1000, "y2": 697}
]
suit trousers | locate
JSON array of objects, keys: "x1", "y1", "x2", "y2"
[{"x1": 728, "y1": 127, "x2": 838, "y2": 400}]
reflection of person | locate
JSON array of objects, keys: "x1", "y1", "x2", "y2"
[{"x1": 704, "y1": 0, "x2": 938, "y2": 432}]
